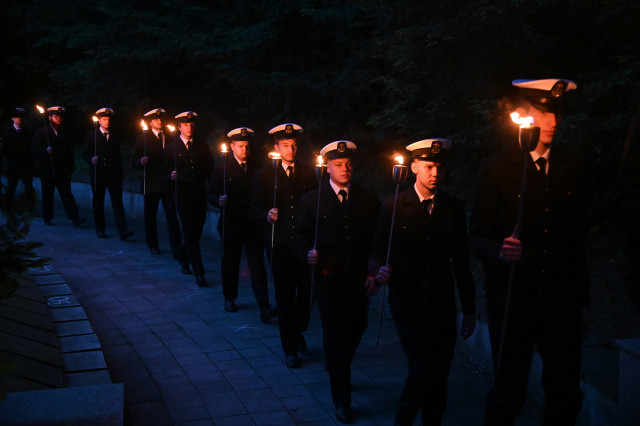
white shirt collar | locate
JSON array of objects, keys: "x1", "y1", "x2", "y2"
[
  {"x1": 330, "y1": 179, "x2": 351, "y2": 196},
  {"x1": 414, "y1": 184, "x2": 437, "y2": 203}
]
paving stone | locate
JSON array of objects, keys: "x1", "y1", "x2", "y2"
[
  {"x1": 39, "y1": 283, "x2": 72, "y2": 297},
  {"x1": 50, "y1": 306, "x2": 88, "y2": 322},
  {"x1": 58, "y1": 333, "x2": 102, "y2": 353},
  {"x1": 64, "y1": 370, "x2": 112, "y2": 387},
  {"x1": 62, "y1": 350, "x2": 107, "y2": 371},
  {"x1": 31, "y1": 273, "x2": 66, "y2": 285}
]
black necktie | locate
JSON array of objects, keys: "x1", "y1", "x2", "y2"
[
  {"x1": 421, "y1": 199, "x2": 432, "y2": 215},
  {"x1": 186, "y1": 141, "x2": 192, "y2": 151},
  {"x1": 159, "y1": 132, "x2": 165, "y2": 148},
  {"x1": 103, "y1": 132, "x2": 109, "y2": 140},
  {"x1": 240, "y1": 163, "x2": 246, "y2": 173},
  {"x1": 536, "y1": 157, "x2": 547, "y2": 176},
  {"x1": 339, "y1": 189, "x2": 347, "y2": 203},
  {"x1": 286, "y1": 165, "x2": 293, "y2": 178}
]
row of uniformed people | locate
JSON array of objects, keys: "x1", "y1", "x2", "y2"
[{"x1": 8, "y1": 77, "x2": 586, "y2": 425}]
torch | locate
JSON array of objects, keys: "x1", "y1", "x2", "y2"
[
  {"x1": 92, "y1": 116, "x2": 99, "y2": 192},
  {"x1": 167, "y1": 124, "x2": 178, "y2": 215},
  {"x1": 376, "y1": 154, "x2": 409, "y2": 346},
  {"x1": 220, "y1": 143, "x2": 229, "y2": 257},
  {"x1": 268, "y1": 151, "x2": 282, "y2": 276},
  {"x1": 309, "y1": 154, "x2": 326, "y2": 306},
  {"x1": 496, "y1": 112, "x2": 540, "y2": 370},
  {"x1": 36, "y1": 105, "x2": 55, "y2": 177},
  {"x1": 141, "y1": 119, "x2": 148, "y2": 196}
]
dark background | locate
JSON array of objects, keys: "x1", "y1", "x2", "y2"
[{"x1": 2, "y1": 0, "x2": 639, "y2": 337}]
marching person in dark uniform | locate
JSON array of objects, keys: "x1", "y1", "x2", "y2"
[
  {"x1": 1, "y1": 107, "x2": 34, "y2": 208},
  {"x1": 83, "y1": 107, "x2": 133, "y2": 240},
  {"x1": 370, "y1": 139, "x2": 476, "y2": 426},
  {"x1": 251, "y1": 123, "x2": 315, "y2": 368},
  {"x1": 164, "y1": 111, "x2": 214, "y2": 287},
  {"x1": 134, "y1": 108, "x2": 183, "y2": 258},
  {"x1": 31, "y1": 106, "x2": 85, "y2": 226},
  {"x1": 296, "y1": 140, "x2": 380, "y2": 424},
  {"x1": 469, "y1": 79, "x2": 589, "y2": 425},
  {"x1": 209, "y1": 127, "x2": 275, "y2": 321}
]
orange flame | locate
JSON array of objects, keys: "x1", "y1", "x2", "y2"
[
  {"x1": 316, "y1": 155, "x2": 324, "y2": 166},
  {"x1": 140, "y1": 119, "x2": 148, "y2": 131},
  {"x1": 92, "y1": 116, "x2": 98, "y2": 123},
  {"x1": 166, "y1": 124, "x2": 176, "y2": 132},
  {"x1": 36, "y1": 105, "x2": 45, "y2": 114},
  {"x1": 394, "y1": 155, "x2": 405, "y2": 165},
  {"x1": 268, "y1": 151, "x2": 281, "y2": 160},
  {"x1": 510, "y1": 112, "x2": 534, "y2": 128},
  {"x1": 221, "y1": 143, "x2": 228, "y2": 153}
]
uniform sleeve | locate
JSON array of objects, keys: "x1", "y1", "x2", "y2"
[
  {"x1": 450, "y1": 201, "x2": 477, "y2": 316},
  {"x1": 294, "y1": 192, "x2": 315, "y2": 264}
]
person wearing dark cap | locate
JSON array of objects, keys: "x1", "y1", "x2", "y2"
[
  {"x1": 134, "y1": 108, "x2": 183, "y2": 258},
  {"x1": 209, "y1": 127, "x2": 276, "y2": 320},
  {"x1": 251, "y1": 123, "x2": 315, "y2": 368},
  {"x1": 370, "y1": 139, "x2": 476, "y2": 426},
  {"x1": 296, "y1": 140, "x2": 380, "y2": 424},
  {"x1": 83, "y1": 107, "x2": 133, "y2": 240},
  {"x1": 31, "y1": 106, "x2": 85, "y2": 226},
  {"x1": 469, "y1": 79, "x2": 589, "y2": 425},
  {"x1": 1, "y1": 107, "x2": 34, "y2": 208},
  {"x1": 164, "y1": 111, "x2": 214, "y2": 287}
]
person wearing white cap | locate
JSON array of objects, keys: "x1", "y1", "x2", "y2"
[
  {"x1": 296, "y1": 140, "x2": 380, "y2": 424},
  {"x1": 32, "y1": 106, "x2": 85, "y2": 226},
  {"x1": 163, "y1": 111, "x2": 214, "y2": 287},
  {"x1": 208, "y1": 127, "x2": 275, "y2": 321},
  {"x1": 134, "y1": 108, "x2": 183, "y2": 258},
  {"x1": 370, "y1": 139, "x2": 476, "y2": 426},
  {"x1": 1, "y1": 107, "x2": 34, "y2": 209},
  {"x1": 83, "y1": 107, "x2": 133, "y2": 240},
  {"x1": 251, "y1": 123, "x2": 315, "y2": 368},
  {"x1": 470, "y1": 79, "x2": 588, "y2": 425}
]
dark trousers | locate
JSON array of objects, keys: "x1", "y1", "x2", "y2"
[
  {"x1": 177, "y1": 191, "x2": 207, "y2": 276},
  {"x1": 91, "y1": 176, "x2": 128, "y2": 235},
  {"x1": 221, "y1": 223, "x2": 269, "y2": 304},
  {"x1": 316, "y1": 289, "x2": 368, "y2": 406},
  {"x1": 272, "y1": 245, "x2": 310, "y2": 355},
  {"x1": 40, "y1": 176, "x2": 80, "y2": 222},
  {"x1": 6, "y1": 172, "x2": 34, "y2": 203},
  {"x1": 144, "y1": 190, "x2": 182, "y2": 258},
  {"x1": 484, "y1": 306, "x2": 583, "y2": 426},
  {"x1": 393, "y1": 307, "x2": 456, "y2": 426}
]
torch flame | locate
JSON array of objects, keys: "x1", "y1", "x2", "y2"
[
  {"x1": 92, "y1": 116, "x2": 98, "y2": 123},
  {"x1": 167, "y1": 124, "x2": 176, "y2": 132},
  {"x1": 394, "y1": 155, "x2": 404, "y2": 165},
  {"x1": 140, "y1": 119, "x2": 148, "y2": 131},
  {"x1": 221, "y1": 143, "x2": 228, "y2": 153},
  {"x1": 316, "y1": 155, "x2": 324, "y2": 166},
  {"x1": 510, "y1": 112, "x2": 534, "y2": 128},
  {"x1": 268, "y1": 151, "x2": 281, "y2": 160},
  {"x1": 36, "y1": 105, "x2": 45, "y2": 114}
]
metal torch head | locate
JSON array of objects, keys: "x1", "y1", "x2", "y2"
[
  {"x1": 520, "y1": 126, "x2": 541, "y2": 152},
  {"x1": 269, "y1": 152, "x2": 282, "y2": 170},
  {"x1": 393, "y1": 164, "x2": 409, "y2": 184}
]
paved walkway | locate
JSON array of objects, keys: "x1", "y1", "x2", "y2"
[{"x1": 26, "y1": 200, "x2": 538, "y2": 426}]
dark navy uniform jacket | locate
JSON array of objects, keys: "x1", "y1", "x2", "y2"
[
  {"x1": 32, "y1": 125, "x2": 75, "y2": 179},
  {"x1": 370, "y1": 186, "x2": 475, "y2": 317},
  {"x1": 469, "y1": 145, "x2": 589, "y2": 323},
  {"x1": 296, "y1": 181, "x2": 380, "y2": 296},
  {"x1": 133, "y1": 130, "x2": 169, "y2": 194},
  {"x1": 83, "y1": 129, "x2": 124, "y2": 181}
]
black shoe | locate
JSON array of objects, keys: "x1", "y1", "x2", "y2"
[
  {"x1": 224, "y1": 299, "x2": 237, "y2": 312},
  {"x1": 195, "y1": 275, "x2": 209, "y2": 287},
  {"x1": 120, "y1": 230, "x2": 133, "y2": 241},
  {"x1": 180, "y1": 261, "x2": 192, "y2": 275},
  {"x1": 72, "y1": 217, "x2": 86, "y2": 227},
  {"x1": 44, "y1": 220, "x2": 53, "y2": 226},
  {"x1": 297, "y1": 334, "x2": 307, "y2": 353},
  {"x1": 97, "y1": 231, "x2": 107, "y2": 239},
  {"x1": 285, "y1": 354, "x2": 301, "y2": 369},
  {"x1": 335, "y1": 404, "x2": 354, "y2": 424},
  {"x1": 150, "y1": 247, "x2": 161, "y2": 255},
  {"x1": 259, "y1": 304, "x2": 276, "y2": 323}
]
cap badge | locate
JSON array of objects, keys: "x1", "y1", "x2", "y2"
[
  {"x1": 186, "y1": 112, "x2": 193, "y2": 119},
  {"x1": 285, "y1": 124, "x2": 293, "y2": 134},
  {"x1": 431, "y1": 141, "x2": 442, "y2": 154},
  {"x1": 241, "y1": 128, "x2": 247, "y2": 137},
  {"x1": 551, "y1": 81, "x2": 566, "y2": 98},
  {"x1": 337, "y1": 142, "x2": 346, "y2": 153}
]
